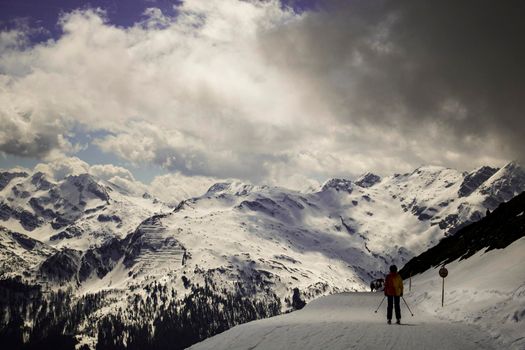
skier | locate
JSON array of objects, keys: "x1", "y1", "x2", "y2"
[
  {"x1": 370, "y1": 278, "x2": 384, "y2": 292},
  {"x1": 384, "y1": 264, "x2": 403, "y2": 324}
]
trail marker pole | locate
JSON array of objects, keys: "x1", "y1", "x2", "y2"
[
  {"x1": 409, "y1": 272, "x2": 412, "y2": 292},
  {"x1": 442, "y1": 278, "x2": 444, "y2": 307},
  {"x1": 439, "y1": 266, "x2": 448, "y2": 307}
]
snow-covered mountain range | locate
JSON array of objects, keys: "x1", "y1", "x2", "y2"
[
  {"x1": 189, "y1": 190, "x2": 525, "y2": 350},
  {"x1": 0, "y1": 161, "x2": 524, "y2": 349}
]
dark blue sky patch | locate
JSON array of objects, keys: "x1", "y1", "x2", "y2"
[
  {"x1": 280, "y1": 0, "x2": 326, "y2": 13},
  {"x1": 0, "y1": 0, "x2": 183, "y2": 42}
]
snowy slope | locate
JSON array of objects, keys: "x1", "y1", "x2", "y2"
[
  {"x1": 188, "y1": 292, "x2": 500, "y2": 350},
  {"x1": 409, "y1": 237, "x2": 525, "y2": 350},
  {"x1": 116, "y1": 162, "x2": 524, "y2": 299},
  {"x1": 392, "y1": 189, "x2": 525, "y2": 349},
  {"x1": 0, "y1": 226, "x2": 56, "y2": 277},
  {"x1": 190, "y1": 235, "x2": 525, "y2": 349},
  {"x1": 1, "y1": 162, "x2": 524, "y2": 298},
  {"x1": 0, "y1": 170, "x2": 171, "y2": 276}
]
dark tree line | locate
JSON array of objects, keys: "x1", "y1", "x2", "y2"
[
  {"x1": 96, "y1": 279, "x2": 281, "y2": 350},
  {"x1": 0, "y1": 277, "x2": 79, "y2": 349},
  {"x1": 0, "y1": 276, "x2": 282, "y2": 350}
]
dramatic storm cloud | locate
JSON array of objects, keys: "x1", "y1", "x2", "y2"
[
  {"x1": 263, "y1": 1, "x2": 525, "y2": 162},
  {"x1": 0, "y1": 0, "x2": 523, "y2": 189}
]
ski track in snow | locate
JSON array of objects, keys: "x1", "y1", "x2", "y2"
[{"x1": 188, "y1": 293, "x2": 500, "y2": 350}]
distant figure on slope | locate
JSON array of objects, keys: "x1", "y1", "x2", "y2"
[
  {"x1": 292, "y1": 288, "x2": 306, "y2": 310},
  {"x1": 370, "y1": 278, "x2": 384, "y2": 292},
  {"x1": 384, "y1": 265, "x2": 403, "y2": 324}
]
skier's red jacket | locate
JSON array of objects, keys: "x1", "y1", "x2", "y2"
[{"x1": 384, "y1": 272, "x2": 404, "y2": 296}]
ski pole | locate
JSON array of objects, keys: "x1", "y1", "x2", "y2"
[
  {"x1": 374, "y1": 296, "x2": 386, "y2": 313},
  {"x1": 401, "y1": 296, "x2": 414, "y2": 316}
]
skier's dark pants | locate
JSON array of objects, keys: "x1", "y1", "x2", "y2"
[{"x1": 387, "y1": 296, "x2": 401, "y2": 320}]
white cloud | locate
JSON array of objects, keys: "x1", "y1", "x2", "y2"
[
  {"x1": 34, "y1": 156, "x2": 90, "y2": 180},
  {"x1": 148, "y1": 172, "x2": 224, "y2": 205},
  {"x1": 0, "y1": 0, "x2": 516, "y2": 187},
  {"x1": 89, "y1": 164, "x2": 135, "y2": 181},
  {"x1": 0, "y1": 29, "x2": 29, "y2": 51},
  {"x1": 105, "y1": 176, "x2": 148, "y2": 196}
]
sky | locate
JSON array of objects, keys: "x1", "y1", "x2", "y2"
[{"x1": 1, "y1": 0, "x2": 524, "y2": 192}]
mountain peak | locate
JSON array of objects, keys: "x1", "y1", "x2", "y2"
[
  {"x1": 355, "y1": 172, "x2": 381, "y2": 188},
  {"x1": 31, "y1": 171, "x2": 54, "y2": 191},
  {"x1": 205, "y1": 182, "x2": 256, "y2": 197},
  {"x1": 411, "y1": 165, "x2": 449, "y2": 175},
  {"x1": 320, "y1": 178, "x2": 353, "y2": 193},
  {"x1": 500, "y1": 160, "x2": 523, "y2": 172},
  {"x1": 0, "y1": 171, "x2": 28, "y2": 191},
  {"x1": 478, "y1": 162, "x2": 525, "y2": 209},
  {"x1": 62, "y1": 173, "x2": 110, "y2": 203},
  {"x1": 206, "y1": 182, "x2": 231, "y2": 194},
  {"x1": 458, "y1": 166, "x2": 499, "y2": 198},
  {"x1": 65, "y1": 173, "x2": 97, "y2": 184},
  {"x1": 485, "y1": 161, "x2": 525, "y2": 183}
]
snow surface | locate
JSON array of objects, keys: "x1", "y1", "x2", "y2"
[
  {"x1": 188, "y1": 292, "x2": 500, "y2": 350},
  {"x1": 409, "y1": 237, "x2": 525, "y2": 349},
  {"x1": 189, "y1": 237, "x2": 525, "y2": 350}
]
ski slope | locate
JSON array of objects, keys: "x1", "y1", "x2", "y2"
[{"x1": 188, "y1": 292, "x2": 500, "y2": 350}]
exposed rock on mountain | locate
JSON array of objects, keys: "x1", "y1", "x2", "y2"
[
  {"x1": 400, "y1": 190, "x2": 525, "y2": 278},
  {"x1": 355, "y1": 173, "x2": 381, "y2": 188},
  {"x1": 321, "y1": 178, "x2": 353, "y2": 193},
  {"x1": 458, "y1": 166, "x2": 498, "y2": 197},
  {"x1": 39, "y1": 248, "x2": 83, "y2": 284},
  {"x1": 0, "y1": 171, "x2": 28, "y2": 191}
]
